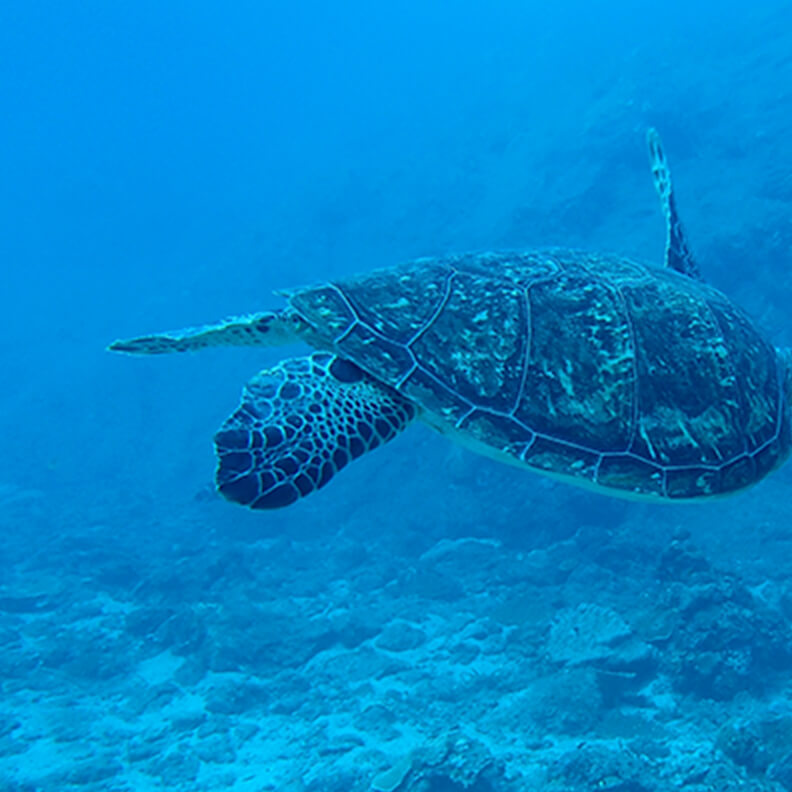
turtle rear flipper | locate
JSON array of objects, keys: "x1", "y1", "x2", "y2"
[
  {"x1": 108, "y1": 311, "x2": 302, "y2": 354},
  {"x1": 646, "y1": 128, "x2": 702, "y2": 280},
  {"x1": 214, "y1": 353, "x2": 416, "y2": 509}
]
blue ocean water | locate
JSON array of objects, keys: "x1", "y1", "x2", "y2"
[{"x1": 1, "y1": 1, "x2": 792, "y2": 789}]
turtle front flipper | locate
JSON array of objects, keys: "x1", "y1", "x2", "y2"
[
  {"x1": 646, "y1": 128, "x2": 702, "y2": 280},
  {"x1": 108, "y1": 310, "x2": 303, "y2": 354},
  {"x1": 214, "y1": 353, "x2": 416, "y2": 509}
]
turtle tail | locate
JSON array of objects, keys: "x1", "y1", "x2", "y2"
[{"x1": 214, "y1": 353, "x2": 416, "y2": 509}]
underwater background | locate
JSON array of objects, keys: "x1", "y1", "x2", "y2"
[{"x1": 1, "y1": 1, "x2": 792, "y2": 789}]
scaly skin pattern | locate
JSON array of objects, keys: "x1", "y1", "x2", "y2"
[
  {"x1": 289, "y1": 249, "x2": 791, "y2": 500},
  {"x1": 215, "y1": 353, "x2": 415, "y2": 509}
]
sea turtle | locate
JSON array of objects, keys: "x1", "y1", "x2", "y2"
[{"x1": 110, "y1": 130, "x2": 792, "y2": 508}]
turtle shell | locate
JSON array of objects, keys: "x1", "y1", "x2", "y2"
[{"x1": 287, "y1": 250, "x2": 791, "y2": 500}]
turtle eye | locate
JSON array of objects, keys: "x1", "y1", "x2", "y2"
[{"x1": 329, "y1": 357, "x2": 364, "y2": 383}]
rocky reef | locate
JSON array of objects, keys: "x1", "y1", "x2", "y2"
[{"x1": 1, "y1": 468, "x2": 792, "y2": 792}]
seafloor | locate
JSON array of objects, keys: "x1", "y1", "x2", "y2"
[{"x1": 1, "y1": 444, "x2": 792, "y2": 791}]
